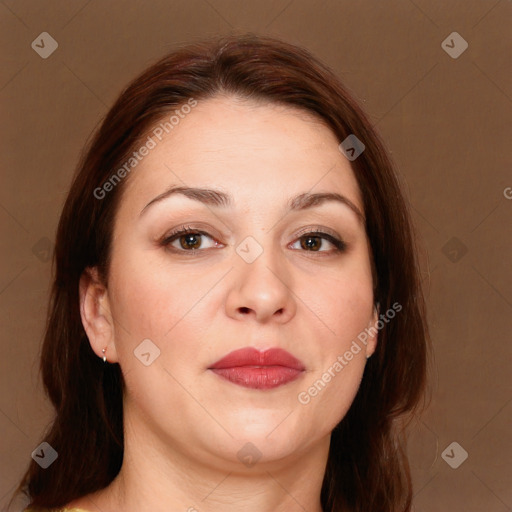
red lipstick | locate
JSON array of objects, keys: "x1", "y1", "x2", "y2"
[{"x1": 208, "y1": 347, "x2": 305, "y2": 390}]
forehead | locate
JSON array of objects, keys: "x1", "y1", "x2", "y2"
[{"x1": 120, "y1": 95, "x2": 363, "y2": 216}]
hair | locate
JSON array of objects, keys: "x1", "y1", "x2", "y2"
[{"x1": 13, "y1": 33, "x2": 431, "y2": 512}]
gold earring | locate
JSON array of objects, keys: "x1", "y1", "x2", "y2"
[{"x1": 102, "y1": 347, "x2": 107, "y2": 363}]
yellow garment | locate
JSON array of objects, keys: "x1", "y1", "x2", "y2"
[{"x1": 24, "y1": 508, "x2": 91, "y2": 512}]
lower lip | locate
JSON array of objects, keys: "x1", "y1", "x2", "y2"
[{"x1": 209, "y1": 367, "x2": 304, "y2": 389}]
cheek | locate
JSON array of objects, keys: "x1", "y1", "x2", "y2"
[
  {"x1": 110, "y1": 275, "x2": 170, "y2": 339},
  {"x1": 303, "y1": 259, "x2": 374, "y2": 346},
  {"x1": 107, "y1": 247, "x2": 220, "y2": 381},
  {"x1": 296, "y1": 298, "x2": 371, "y2": 438},
  {"x1": 294, "y1": 258, "x2": 374, "y2": 430},
  {"x1": 106, "y1": 253, "x2": 210, "y2": 409},
  {"x1": 108, "y1": 248, "x2": 205, "y2": 337},
  {"x1": 305, "y1": 275, "x2": 372, "y2": 387}
]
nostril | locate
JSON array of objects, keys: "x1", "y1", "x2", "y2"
[{"x1": 239, "y1": 307, "x2": 251, "y2": 314}]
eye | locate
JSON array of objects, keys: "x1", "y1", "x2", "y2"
[
  {"x1": 161, "y1": 225, "x2": 220, "y2": 252},
  {"x1": 160, "y1": 225, "x2": 346, "y2": 255},
  {"x1": 290, "y1": 229, "x2": 346, "y2": 253}
]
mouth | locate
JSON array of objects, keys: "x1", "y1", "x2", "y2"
[{"x1": 208, "y1": 347, "x2": 305, "y2": 390}]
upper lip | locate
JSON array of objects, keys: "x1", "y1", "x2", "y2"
[{"x1": 208, "y1": 347, "x2": 305, "y2": 371}]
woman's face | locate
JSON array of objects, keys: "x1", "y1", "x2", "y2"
[{"x1": 88, "y1": 95, "x2": 378, "y2": 470}]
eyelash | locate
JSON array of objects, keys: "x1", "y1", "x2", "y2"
[{"x1": 159, "y1": 224, "x2": 347, "y2": 256}]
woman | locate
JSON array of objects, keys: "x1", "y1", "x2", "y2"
[{"x1": 14, "y1": 33, "x2": 430, "y2": 512}]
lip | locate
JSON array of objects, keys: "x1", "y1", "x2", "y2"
[{"x1": 208, "y1": 347, "x2": 305, "y2": 390}]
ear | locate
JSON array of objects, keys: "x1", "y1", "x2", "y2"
[
  {"x1": 79, "y1": 267, "x2": 119, "y2": 363},
  {"x1": 365, "y1": 302, "x2": 380, "y2": 359}
]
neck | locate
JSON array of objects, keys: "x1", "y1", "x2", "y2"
[{"x1": 89, "y1": 405, "x2": 329, "y2": 512}]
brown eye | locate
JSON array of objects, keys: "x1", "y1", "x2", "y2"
[
  {"x1": 162, "y1": 227, "x2": 219, "y2": 253},
  {"x1": 178, "y1": 233, "x2": 203, "y2": 250},
  {"x1": 291, "y1": 231, "x2": 346, "y2": 253},
  {"x1": 300, "y1": 235, "x2": 324, "y2": 251}
]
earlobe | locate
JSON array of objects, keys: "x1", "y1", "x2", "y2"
[{"x1": 79, "y1": 267, "x2": 118, "y2": 363}]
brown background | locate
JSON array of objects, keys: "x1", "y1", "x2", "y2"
[{"x1": 1, "y1": 1, "x2": 511, "y2": 511}]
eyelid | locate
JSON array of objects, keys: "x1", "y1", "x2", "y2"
[
  {"x1": 160, "y1": 223, "x2": 222, "y2": 242},
  {"x1": 293, "y1": 225, "x2": 341, "y2": 240}
]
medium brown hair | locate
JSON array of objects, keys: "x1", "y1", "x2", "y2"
[{"x1": 13, "y1": 33, "x2": 431, "y2": 512}]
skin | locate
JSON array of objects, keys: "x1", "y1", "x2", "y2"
[{"x1": 71, "y1": 95, "x2": 378, "y2": 512}]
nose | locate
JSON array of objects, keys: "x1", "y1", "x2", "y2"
[{"x1": 225, "y1": 245, "x2": 297, "y2": 324}]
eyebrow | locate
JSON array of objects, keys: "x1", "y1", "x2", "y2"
[{"x1": 139, "y1": 185, "x2": 365, "y2": 223}]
